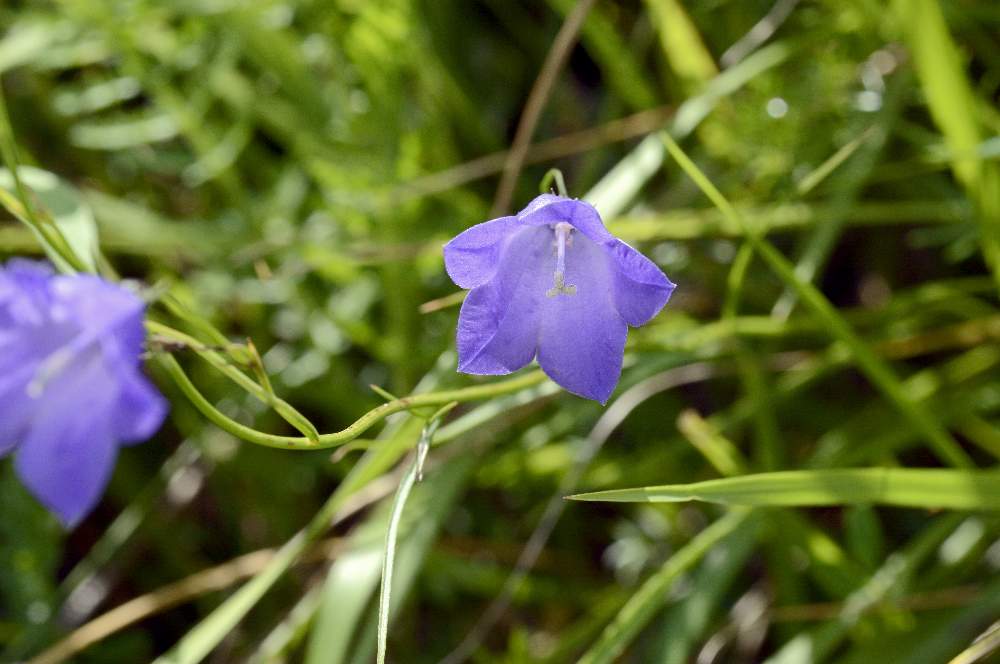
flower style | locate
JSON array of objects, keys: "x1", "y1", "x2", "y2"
[
  {"x1": 444, "y1": 194, "x2": 675, "y2": 403},
  {"x1": 0, "y1": 260, "x2": 166, "y2": 526}
]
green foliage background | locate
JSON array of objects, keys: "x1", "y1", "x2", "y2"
[{"x1": 1, "y1": 0, "x2": 999, "y2": 662}]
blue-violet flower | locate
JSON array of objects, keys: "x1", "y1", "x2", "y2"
[
  {"x1": 0, "y1": 260, "x2": 167, "y2": 526},
  {"x1": 444, "y1": 194, "x2": 676, "y2": 403}
]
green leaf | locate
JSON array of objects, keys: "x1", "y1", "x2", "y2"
[
  {"x1": 0, "y1": 21, "x2": 57, "y2": 74},
  {"x1": 0, "y1": 166, "x2": 100, "y2": 271},
  {"x1": 571, "y1": 469, "x2": 1000, "y2": 510},
  {"x1": 303, "y1": 454, "x2": 471, "y2": 664}
]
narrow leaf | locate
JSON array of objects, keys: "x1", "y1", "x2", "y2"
[
  {"x1": 0, "y1": 166, "x2": 100, "y2": 271},
  {"x1": 571, "y1": 469, "x2": 1000, "y2": 510}
]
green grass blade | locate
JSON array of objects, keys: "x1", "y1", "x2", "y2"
[
  {"x1": 570, "y1": 468, "x2": 1000, "y2": 510},
  {"x1": 643, "y1": 0, "x2": 717, "y2": 91},
  {"x1": 345, "y1": 456, "x2": 472, "y2": 664},
  {"x1": 249, "y1": 583, "x2": 325, "y2": 664},
  {"x1": 375, "y1": 460, "x2": 419, "y2": 664},
  {"x1": 894, "y1": 0, "x2": 1000, "y2": 291},
  {"x1": 0, "y1": 168, "x2": 99, "y2": 272},
  {"x1": 895, "y1": 0, "x2": 982, "y2": 190},
  {"x1": 547, "y1": 0, "x2": 657, "y2": 111},
  {"x1": 303, "y1": 453, "x2": 471, "y2": 664},
  {"x1": 303, "y1": 517, "x2": 386, "y2": 664},
  {"x1": 659, "y1": 131, "x2": 974, "y2": 469},
  {"x1": 374, "y1": 413, "x2": 445, "y2": 664}
]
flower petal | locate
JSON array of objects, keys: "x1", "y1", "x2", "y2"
[
  {"x1": 0, "y1": 362, "x2": 38, "y2": 455},
  {"x1": 518, "y1": 195, "x2": 614, "y2": 245},
  {"x1": 607, "y1": 240, "x2": 676, "y2": 326},
  {"x1": 537, "y1": 235, "x2": 627, "y2": 403},
  {"x1": 113, "y1": 372, "x2": 168, "y2": 444},
  {"x1": 456, "y1": 226, "x2": 550, "y2": 374},
  {"x1": 443, "y1": 216, "x2": 519, "y2": 289},
  {"x1": 0, "y1": 259, "x2": 55, "y2": 328},
  {"x1": 54, "y1": 275, "x2": 146, "y2": 353},
  {"x1": 14, "y1": 352, "x2": 119, "y2": 527}
]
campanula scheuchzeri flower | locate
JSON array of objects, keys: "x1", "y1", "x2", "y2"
[
  {"x1": 444, "y1": 194, "x2": 675, "y2": 403},
  {"x1": 0, "y1": 260, "x2": 166, "y2": 526}
]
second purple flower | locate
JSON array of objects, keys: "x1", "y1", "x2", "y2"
[{"x1": 0, "y1": 260, "x2": 167, "y2": 526}]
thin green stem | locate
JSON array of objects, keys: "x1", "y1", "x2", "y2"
[
  {"x1": 156, "y1": 352, "x2": 546, "y2": 450},
  {"x1": 376, "y1": 413, "x2": 448, "y2": 664},
  {"x1": 0, "y1": 91, "x2": 39, "y2": 227},
  {"x1": 148, "y1": 321, "x2": 320, "y2": 443},
  {"x1": 723, "y1": 243, "x2": 782, "y2": 469},
  {"x1": 0, "y1": 83, "x2": 87, "y2": 273},
  {"x1": 540, "y1": 168, "x2": 569, "y2": 197}
]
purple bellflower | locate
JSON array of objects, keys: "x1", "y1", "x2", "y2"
[
  {"x1": 0, "y1": 260, "x2": 166, "y2": 526},
  {"x1": 444, "y1": 194, "x2": 675, "y2": 403}
]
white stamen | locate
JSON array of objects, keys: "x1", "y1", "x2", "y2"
[
  {"x1": 27, "y1": 348, "x2": 75, "y2": 398},
  {"x1": 546, "y1": 222, "x2": 577, "y2": 297}
]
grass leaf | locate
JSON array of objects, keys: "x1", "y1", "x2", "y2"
[{"x1": 570, "y1": 468, "x2": 1000, "y2": 510}]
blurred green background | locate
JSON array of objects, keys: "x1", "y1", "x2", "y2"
[{"x1": 1, "y1": 0, "x2": 1000, "y2": 662}]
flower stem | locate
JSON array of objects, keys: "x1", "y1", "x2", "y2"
[
  {"x1": 540, "y1": 168, "x2": 569, "y2": 197},
  {"x1": 155, "y1": 351, "x2": 547, "y2": 450},
  {"x1": 0, "y1": 86, "x2": 88, "y2": 273}
]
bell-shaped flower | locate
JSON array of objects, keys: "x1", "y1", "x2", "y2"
[
  {"x1": 0, "y1": 260, "x2": 167, "y2": 526},
  {"x1": 444, "y1": 194, "x2": 675, "y2": 403}
]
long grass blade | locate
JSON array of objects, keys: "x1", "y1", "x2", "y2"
[
  {"x1": 659, "y1": 131, "x2": 974, "y2": 469},
  {"x1": 571, "y1": 468, "x2": 1000, "y2": 510}
]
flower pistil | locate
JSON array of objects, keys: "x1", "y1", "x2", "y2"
[{"x1": 546, "y1": 222, "x2": 577, "y2": 298}]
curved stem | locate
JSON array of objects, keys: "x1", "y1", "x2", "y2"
[
  {"x1": 156, "y1": 353, "x2": 547, "y2": 450},
  {"x1": 540, "y1": 168, "x2": 569, "y2": 197},
  {"x1": 147, "y1": 320, "x2": 320, "y2": 442}
]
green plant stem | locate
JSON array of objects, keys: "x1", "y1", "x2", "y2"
[
  {"x1": 0, "y1": 83, "x2": 88, "y2": 273},
  {"x1": 147, "y1": 321, "x2": 320, "y2": 443},
  {"x1": 376, "y1": 412, "x2": 448, "y2": 664},
  {"x1": 540, "y1": 168, "x2": 569, "y2": 197},
  {"x1": 724, "y1": 242, "x2": 782, "y2": 469},
  {"x1": 156, "y1": 353, "x2": 546, "y2": 450}
]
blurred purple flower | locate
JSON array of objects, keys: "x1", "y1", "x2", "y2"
[
  {"x1": 444, "y1": 194, "x2": 675, "y2": 403},
  {"x1": 0, "y1": 260, "x2": 166, "y2": 526}
]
